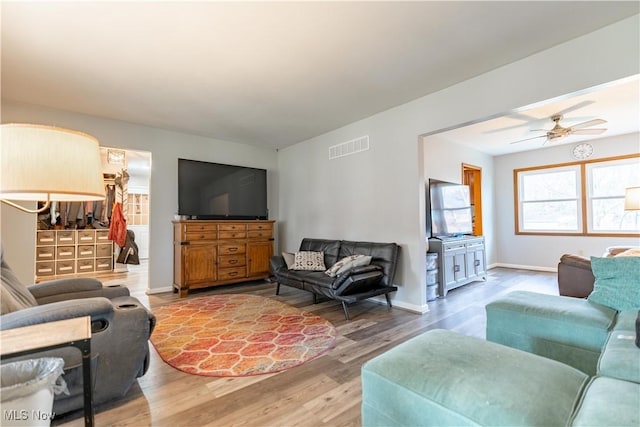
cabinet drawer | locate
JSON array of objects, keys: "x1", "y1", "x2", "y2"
[
  {"x1": 247, "y1": 223, "x2": 273, "y2": 231},
  {"x1": 95, "y1": 258, "x2": 113, "y2": 271},
  {"x1": 95, "y1": 244, "x2": 113, "y2": 258},
  {"x1": 36, "y1": 231, "x2": 56, "y2": 245},
  {"x1": 96, "y1": 229, "x2": 110, "y2": 242},
  {"x1": 219, "y1": 231, "x2": 246, "y2": 239},
  {"x1": 56, "y1": 246, "x2": 75, "y2": 259},
  {"x1": 219, "y1": 223, "x2": 246, "y2": 232},
  {"x1": 248, "y1": 230, "x2": 273, "y2": 239},
  {"x1": 185, "y1": 231, "x2": 218, "y2": 241},
  {"x1": 185, "y1": 224, "x2": 218, "y2": 233},
  {"x1": 36, "y1": 246, "x2": 56, "y2": 261},
  {"x1": 219, "y1": 255, "x2": 246, "y2": 268},
  {"x1": 218, "y1": 244, "x2": 246, "y2": 255},
  {"x1": 443, "y1": 243, "x2": 465, "y2": 252},
  {"x1": 77, "y1": 230, "x2": 96, "y2": 244},
  {"x1": 35, "y1": 261, "x2": 56, "y2": 277},
  {"x1": 56, "y1": 260, "x2": 76, "y2": 275},
  {"x1": 77, "y1": 245, "x2": 96, "y2": 258},
  {"x1": 56, "y1": 231, "x2": 76, "y2": 245},
  {"x1": 76, "y1": 259, "x2": 95, "y2": 273},
  {"x1": 218, "y1": 267, "x2": 246, "y2": 281}
]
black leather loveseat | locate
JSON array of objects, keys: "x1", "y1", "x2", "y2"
[{"x1": 270, "y1": 238, "x2": 400, "y2": 319}]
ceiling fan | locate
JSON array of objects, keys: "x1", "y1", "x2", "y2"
[{"x1": 509, "y1": 114, "x2": 607, "y2": 145}]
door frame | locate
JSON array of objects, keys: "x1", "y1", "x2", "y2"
[{"x1": 462, "y1": 163, "x2": 483, "y2": 236}]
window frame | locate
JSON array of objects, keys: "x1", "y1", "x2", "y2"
[{"x1": 514, "y1": 153, "x2": 640, "y2": 237}]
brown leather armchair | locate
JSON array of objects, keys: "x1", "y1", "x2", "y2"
[
  {"x1": 558, "y1": 246, "x2": 638, "y2": 298},
  {"x1": 557, "y1": 254, "x2": 594, "y2": 298}
]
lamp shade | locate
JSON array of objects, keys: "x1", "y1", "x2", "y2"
[
  {"x1": 1, "y1": 124, "x2": 105, "y2": 201},
  {"x1": 624, "y1": 186, "x2": 640, "y2": 211}
]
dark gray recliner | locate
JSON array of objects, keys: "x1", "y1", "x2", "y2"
[{"x1": 0, "y1": 249, "x2": 156, "y2": 415}]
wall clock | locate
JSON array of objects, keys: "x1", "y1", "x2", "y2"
[{"x1": 572, "y1": 143, "x2": 593, "y2": 159}]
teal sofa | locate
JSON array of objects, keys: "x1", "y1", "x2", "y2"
[
  {"x1": 361, "y1": 291, "x2": 639, "y2": 426},
  {"x1": 486, "y1": 290, "x2": 638, "y2": 378}
]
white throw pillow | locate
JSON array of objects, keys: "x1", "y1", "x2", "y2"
[
  {"x1": 282, "y1": 252, "x2": 296, "y2": 269},
  {"x1": 292, "y1": 251, "x2": 326, "y2": 271},
  {"x1": 615, "y1": 248, "x2": 640, "y2": 257},
  {"x1": 325, "y1": 255, "x2": 372, "y2": 277}
]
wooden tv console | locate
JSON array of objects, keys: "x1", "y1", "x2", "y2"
[{"x1": 173, "y1": 220, "x2": 275, "y2": 297}]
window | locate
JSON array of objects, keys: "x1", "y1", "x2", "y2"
[
  {"x1": 587, "y1": 157, "x2": 640, "y2": 233},
  {"x1": 518, "y1": 165, "x2": 581, "y2": 233},
  {"x1": 515, "y1": 155, "x2": 640, "y2": 236}
]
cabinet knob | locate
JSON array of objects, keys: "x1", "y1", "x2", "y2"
[
  {"x1": 229, "y1": 259, "x2": 238, "y2": 265},
  {"x1": 454, "y1": 265, "x2": 460, "y2": 272}
]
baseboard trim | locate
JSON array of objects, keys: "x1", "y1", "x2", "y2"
[
  {"x1": 368, "y1": 295, "x2": 429, "y2": 314},
  {"x1": 147, "y1": 286, "x2": 174, "y2": 295},
  {"x1": 491, "y1": 263, "x2": 557, "y2": 273}
]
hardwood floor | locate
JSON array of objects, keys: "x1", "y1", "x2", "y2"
[{"x1": 54, "y1": 262, "x2": 558, "y2": 427}]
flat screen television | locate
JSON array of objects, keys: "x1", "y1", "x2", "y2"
[
  {"x1": 427, "y1": 179, "x2": 473, "y2": 238},
  {"x1": 178, "y1": 159, "x2": 268, "y2": 220}
]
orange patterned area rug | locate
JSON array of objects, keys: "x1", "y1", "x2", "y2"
[{"x1": 151, "y1": 294, "x2": 338, "y2": 377}]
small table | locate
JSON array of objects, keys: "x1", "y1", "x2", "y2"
[{"x1": 0, "y1": 316, "x2": 94, "y2": 427}]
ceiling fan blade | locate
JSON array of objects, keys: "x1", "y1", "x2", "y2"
[
  {"x1": 554, "y1": 100, "x2": 595, "y2": 116},
  {"x1": 571, "y1": 128, "x2": 607, "y2": 135},
  {"x1": 570, "y1": 118, "x2": 607, "y2": 129},
  {"x1": 509, "y1": 135, "x2": 546, "y2": 144},
  {"x1": 483, "y1": 122, "x2": 536, "y2": 134}
]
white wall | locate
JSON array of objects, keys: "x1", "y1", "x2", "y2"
[
  {"x1": 0, "y1": 201, "x2": 37, "y2": 284},
  {"x1": 277, "y1": 15, "x2": 639, "y2": 313},
  {"x1": 1, "y1": 102, "x2": 279, "y2": 292},
  {"x1": 494, "y1": 132, "x2": 640, "y2": 270},
  {"x1": 422, "y1": 138, "x2": 495, "y2": 265}
]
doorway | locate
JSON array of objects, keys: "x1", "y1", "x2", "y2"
[
  {"x1": 101, "y1": 147, "x2": 151, "y2": 260},
  {"x1": 462, "y1": 163, "x2": 483, "y2": 236}
]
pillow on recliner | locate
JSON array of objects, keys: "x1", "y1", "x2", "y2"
[
  {"x1": 614, "y1": 248, "x2": 640, "y2": 257},
  {"x1": 588, "y1": 256, "x2": 640, "y2": 311}
]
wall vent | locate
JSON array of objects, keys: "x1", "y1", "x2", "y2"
[{"x1": 329, "y1": 135, "x2": 369, "y2": 160}]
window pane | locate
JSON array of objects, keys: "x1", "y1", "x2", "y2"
[
  {"x1": 523, "y1": 170, "x2": 577, "y2": 201},
  {"x1": 592, "y1": 198, "x2": 640, "y2": 232},
  {"x1": 591, "y1": 162, "x2": 640, "y2": 197},
  {"x1": 522, "y1": 201, "x2": 579, "y2": 231}
]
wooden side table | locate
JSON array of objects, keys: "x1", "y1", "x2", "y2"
[{"x1": 0, "y1": 316, "x2": 94, "y2": 427}]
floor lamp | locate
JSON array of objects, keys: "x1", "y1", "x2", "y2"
[
  {"x1": 0, "y1": 124, "x2": 105, "y2": 214},
  {"x1": 624, "y1": 186, "x2": 640, "y2": 231}
]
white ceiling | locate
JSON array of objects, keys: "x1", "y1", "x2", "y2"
[
  {"x1": 431, "y1": 76, "x2": 640, "y2": 156},
  {"x1": 1, "y1": 1, "x2": 638, "y2": 152}
]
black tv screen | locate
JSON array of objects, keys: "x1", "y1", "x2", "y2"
[
  {"x1": 178, "y1": 159, "x2": 268, "y2": 220},
  {"x1": 427, "y1": 179, "x2": 473, "y2": 238}
]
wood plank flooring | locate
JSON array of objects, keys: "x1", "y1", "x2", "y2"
[{"x1": 53, "y1": 263, "x2": 558, "y2": 427}]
